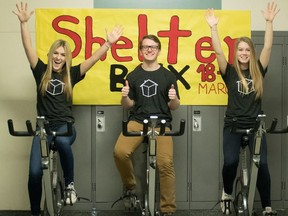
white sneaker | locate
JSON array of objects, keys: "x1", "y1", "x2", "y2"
[
  {"x1": 262, "y1": 207, "x2": 277, "y2": 216},
  {"x1": 65, "y1": 182, "x2": 78, "y2": 205},
  {"x1": 220, "y1": 190, "x2": 233, "y2": 215}
]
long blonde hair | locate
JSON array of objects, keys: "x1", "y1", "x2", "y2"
[
  {"x1": 39, "y1": 40, "x2": 73, "y2": 100},
  {"x1": 233, "y1": 37, "x2": 263, "y2": 100}
]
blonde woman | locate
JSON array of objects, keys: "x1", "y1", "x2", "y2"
[
  {"x1": 205, "y1": 2, "x2": 279, "y2": 216},
  {"x1": 13, "y1": 2, "x2": 122, "y2": 216}
]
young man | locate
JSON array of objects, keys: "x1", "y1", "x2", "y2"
[{"x1": 113, "y1": 34, "x2": 180, "y2": 216}]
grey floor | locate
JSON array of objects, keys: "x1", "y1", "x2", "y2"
[{"x1": 0, "y1": 209, "x2": 288, "y2": 216}]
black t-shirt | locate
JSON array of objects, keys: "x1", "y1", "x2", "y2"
[
  {"x1": 32, "y1": 59, "x2": 84, "y2": 126},
  {"x1": 221, "y1": 61, "x2": 267, "y2": 128},
  {"x1": 127, "y1": 64, "x2": 180, "y2": 124}
]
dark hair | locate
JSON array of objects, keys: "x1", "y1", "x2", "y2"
[{"x1": 139, "y1": 34, "x2": 161, "y2": 50}]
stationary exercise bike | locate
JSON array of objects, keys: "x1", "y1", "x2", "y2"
[
  {"x1": 122, "y1": 116, "x2": 185, "y2": 216},
  {"x1": 8, "y1": 116, "x2": 73, "y2": 216},
  {"x1": 231, "y1": 114, "x2": 288, "y2": 216}
]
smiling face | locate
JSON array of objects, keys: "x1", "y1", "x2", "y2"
[
  {"x1": 140, "y1": 38, "x2": 161, "y2": 63},
  {"x1": 52, "y1": 46, "x2": 66, "y2": 73},
  {"x1": 236, "y1": 41, "x2": 251, "y2": 67}
]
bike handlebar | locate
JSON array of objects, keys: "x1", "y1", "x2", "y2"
[
  {"x1": 231, "y1": 117, "x2": 262, "y2": 135},
  {"x1": 231, "y1": 115, "x2": 288, "y2": 135},
  {"x1": 266, "y1": 118, "x2": 288, "y2": 134},
  {"x1": 7, "y1": 118, "x2": 73, "y2": 137},
  {"x1": 122, "y1": 118, "x2": 186, "y2": 137},
  {"x1": 43, "y1": 121, "x2": 73, "y2": 136},
  {"x1": 8, "y1": 119, "x2": 34, "y2": 136}
]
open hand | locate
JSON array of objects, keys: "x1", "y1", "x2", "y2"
[
  {"x1": 106, "y1": 25, "x2": 123, "y2": 45},
  {"x1": 13, "y1": 2, "x2": 34, "y2": 23}
]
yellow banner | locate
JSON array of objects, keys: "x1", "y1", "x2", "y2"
[{"x1": 35, "y1": 9, "x2": 250, "y2": 105}]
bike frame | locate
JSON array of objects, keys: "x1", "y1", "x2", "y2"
[
  {"x1": 234, "y1": 134, "x2": 249, "y2": 215},
  {"x1": 146, "y1": 116, "x2": 157, "y2": 216},
  {"x1": 8, "y1": 116, "x2": 72, "y2": 216},
  {"x1": 232, "y1": 114, "x2": 288, "y2": 216},
  {"x1": 247, "y1": 115, "x2": 265, "y2": 216},
  {"x1": 122, "y1": 116, "x2": 185, "y2": 216}
]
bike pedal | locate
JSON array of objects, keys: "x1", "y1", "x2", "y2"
[
  {"x1": 124, "y1": 197, "x2": 138, "y2": 210},
  {"x1": 221, "y1": 199, "x2": 232, "y2": 215}
]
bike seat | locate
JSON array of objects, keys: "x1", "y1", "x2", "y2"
[{"x1": 241, "y1": 134, "x2": 249, "y2": 148}]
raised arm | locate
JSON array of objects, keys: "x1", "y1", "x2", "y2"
[
  {"x1": 13, "y1": 2, "x2": 38, "y2": 69},
  {"x1": 259, "y1": 1, "x2": 279, "y2": 69},
  {"x1": 205, "y1": 9, "x2": 227, "y2": 75},
  {"x1": 80, "y1": 26, "x2": 123, "y2": 75}
]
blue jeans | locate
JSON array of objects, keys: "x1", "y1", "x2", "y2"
[
  {"x1": 222, "y1": 126, "x2": 271, "y2": 208},
  {"x1": 28, "y1": 123, "x2": 76, "y2": 215}
]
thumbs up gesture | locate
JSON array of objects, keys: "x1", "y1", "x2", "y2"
[
  {"x1": 168, "y1": 84, "x2": 177, "y2": 100},
  {"x1": 121, "y1": 80, "x2": 130, "y2": 97}
]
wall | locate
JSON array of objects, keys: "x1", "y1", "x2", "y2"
[
  {"x1": 222, "y1": 0, "x2": 288, "y2": 31},
  {"x1": 0, "y1": 0, "x2": 287, "y2": 211}
]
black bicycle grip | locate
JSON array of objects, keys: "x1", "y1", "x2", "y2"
[
  {"x1": 7, "y1": 119, "x2": 34, "y2": 136},
  {"x1": 164, "y1": 119, "x2": 185, "y2": 136},
  {"x1": 267, "y1": 118, "x2": 288, "y2": 134},
  {"x1": 159, "y1": 119, "x2": 166, "y2": 135}
]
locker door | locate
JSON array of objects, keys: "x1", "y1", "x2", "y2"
[
  {"x1": 285, "y1": 38, "x2": 288, "y2": 208},
  {"x1": 253, "y1": 32, "x2": 285, "y2": 208},
  {"x1": 173, "y1": 106, "x2": 189, "y2": 209},
  {"x1": 71, "y1": 105, "x2": 93, "y2": 210},
  {"x1": 190, "y1": 106, "x2": 222, "y2": 209},
  {"x1": 94, "y1": 106, "x2": 124, "y2": 209}
]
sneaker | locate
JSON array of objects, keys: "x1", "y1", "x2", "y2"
[
  {"x1": 262, "y1": 207, "x2": 277, "y2": 216},
  {"x1": 123, "y1": 189, "x2": 137, "y2": 209},
  {"x1": 65, "y1": 182, "x2": 78, "y2": 205},
  {"x1": 220, "y1": 190, "x2": 233, "y2": 215}
]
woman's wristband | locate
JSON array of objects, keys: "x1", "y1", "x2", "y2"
[
  {"x1": 211, "y1": 26, "x2": 217, "y2": 31},
  {"x1": 105, "y1": 41, "x2": 112, "y2": 48}
]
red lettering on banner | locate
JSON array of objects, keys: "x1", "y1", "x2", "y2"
[
  {"x1": 112, "y1": 38, "x2": 134, "y2": 62},
  {"x1": 138, "y1": 14, "x2": 148, "y2": 62},
  {"x1": 195, "y1": 36, "x2": 215, "y2": 63},
  {"x1": 52, "y1": 15, "x2": 133, "y2": 61},
  {"x1": 224, "y1": 36, "x2": 237, "y2": 64},
  {"x1": 195, "y1": 36, "x2": 236, "y2": 65},
  {"x1": 138, "y1": 14, "x2": 192, "y2": 64},
  {"x1": 85, "y1": 16, "x2": 106, "y2": 60},
  {"x1": 52, "y1": 15, "x2": 82, "y2": 58},
  {"x1": 195, "y1": 35, "x2": 237, "y2": 85},
  {"x1": 158, "y1": 16, "x2": 192, "y2": 64},
  {"x1": 86, "y1": 16, "x2": 133, "y2": 62},
  {"x1": 197, "y1": 63, "x2": 216, "y2": 82},
  {"x1": 198, "y1": 82, "x2": 227, "y2": 94},
  {"x1": 52, "y1": 15, "x2": 237, "y2": 67}
]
